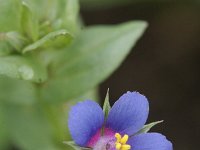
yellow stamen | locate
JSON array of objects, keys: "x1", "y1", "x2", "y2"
[
  {"x1": 121, "y1": 144, "x2": 131, "y2": 150},
  {"x1": 115, "y1": 133, "x2": 122, "y2": 143},
  {"x1": 115, "y1": 133, "x2": 131, "y2": 150},
  {"x1": 116, "y1": 143, "x2": 122, "y2": 150},
  {"x1": 120, "y1": 134, "x2": 129, "y2": 144}
]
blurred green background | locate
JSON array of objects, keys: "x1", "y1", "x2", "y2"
[{"x1": 80, "y1": 0, "x2": 200, "y2": 150}]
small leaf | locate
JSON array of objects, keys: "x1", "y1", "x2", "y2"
[
  {"x1": 27, "y1": 0, "x2": 65, "y2": 23},
  {"x1": 103, "y1": 88, "x2": 111, "y2": 119},
  {"x1": 63, "y1": 141, "x2": 91, "y2": 150},
  {"x1": 21, "y1": 1, "x2": 39, "y2": 41},
  {"x1": 0, "y1": 32, "x2": 26, "y2": 54},
  {"x1": 23, "y1": 29, "x2": 73, "y2": 53},
  {"x1": 62, "y1": 0, "x2": 81, "y2": 34},
  {"x1": 134, "y1": 120, "x2": 164, "y2": 135},
  {"x1": 6, "y1": 32, "x2": 27, "y2": 51},
  {"x1": 101, "y1": 89, "x2": 111, "y2": 136},
  {"x1": 0, "y1": 56, "x2": 47, "y2": 83}
]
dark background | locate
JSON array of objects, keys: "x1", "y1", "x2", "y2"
[{"x1": 81, "y1": 2, "x2": 200, "y2": 150}]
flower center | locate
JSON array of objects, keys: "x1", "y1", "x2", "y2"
[
  {"x1": 115, "y1": 133, "x2": 131, "y2": 150},
  {"x1": 89, "y1": 129, "x2": 131, "y2": 150}
]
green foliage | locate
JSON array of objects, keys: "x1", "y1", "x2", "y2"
[
  {"x1": 0, "y1": 56, "x2": 47, "y2": 82},
  {"x1": 20, "y1": 1, "x2": 39, "y2": 41},
  {"x1": 3, "y1": 105, "x2": 58, "y2": 150},
  {"x1": 0, "y1": 0, "x2": 21, "y2": 32},
  {"x1": 5, "y1": 32, "x2": 27, "y2": 52},
  {"x1": 0, "y1": 0, "x2": 147, "y2": 150},
  {"x1": 0, "y1": 104, "x2": 9, "y2": 150},
  {"x1": 0, "y1": 77, "x2": 36, "y2": 105},
  {"x1": 62, "y1": 0, "x2": 81, "y2": 34},
  {"x1": 134, "y1": 120, "x2": 164, "y2": 135},
  {"x1": 101, "y1": 89, "x2": 111, "y2": 135},
  {"x1": 0, "y1": 42, "x2": 12, "y2": 56},
  {"x1": 41, "y1": 21, "x2": 147, "y2": 103},
  {"x1": 103, "y1": 89, "x2": 111, "y2": 119},
  {"x1": 64, "y1": 141, "x2": 91, "y2": 150},
  {"x1": 23, "y1": 29, "x2": 73, "y2": 53}
]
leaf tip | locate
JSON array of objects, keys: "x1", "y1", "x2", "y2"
[{"x1": 103, "y1": 89, "x2": 111, "y2": 118}]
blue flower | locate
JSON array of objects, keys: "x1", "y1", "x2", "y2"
[{"x1": 68, "y1": 91, "x2": 173, "y2": 150}]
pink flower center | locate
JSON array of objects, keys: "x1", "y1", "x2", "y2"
[
  {"x1": 87, "y1": 128, "x2": 115, "y2": 148},
  {"x1": 87, "y1": 129, "x2": 131, "y2": 150}
]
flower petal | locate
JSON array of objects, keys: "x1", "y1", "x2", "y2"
[
  {"x1": 128, "y1": 133, "x2": 173, "y2": 150},
  {"x1": 106, "y1": 92, "x2": 149, "y2": 135},
  {"x1": 68, "y1": 100, "x2": 104, "y2": 146}
]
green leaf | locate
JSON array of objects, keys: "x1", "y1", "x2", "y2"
[
  {"x1": 101, "y1": 89, "x2": 111, "y2": 135},
  {"x1": 134, "y1": 120, "x2": 164, "y2": 135},
  {"x1": 0, "y1": 31, "x2": 26, "y2": 54},
  {"x1": 0, "y1": 0, "x2": 21, "y2": 32},
  {"x1": 0, "y1": 104, "x2": 9, "y2": 150},
  {"x1": 69, "y1": 87, "x2": 99, "y2": 103},
  {"x1": 103, "y1": 89, "x2": 111, "y2": 119},
  {"x1": 62, "y1": 0, "x2": 80, "y2": 34},
  {"x1": 0, "y1": 42, "x2": 12, "y2": 56},
  {"x1": 21, "y1": 1, "x2": 39, "y2": 41},
  {"x1": 64, "y1": 141, "x2": 91, "y2": 150},
  {"x1": 3, "y1": 104, "x2": 59, "y2": 150},
  {"x1": 29, "y1": 0, "x2": 63, "y2": 22},
  {"x1": 0, "y1": 77, "x2": 36, "y2": 105},
  {"x1": 5, "y1": 31, "x2": 27, "y2": 51},
  {"x1": 42, "y1": 21, "x2": 147, "y2": 103},
  {"x1": 0, "y1": 56, "x2": 47, "y2": 83},
  {"x1": 23, "y1": 29, "x2": 73, "y2": 53}
]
